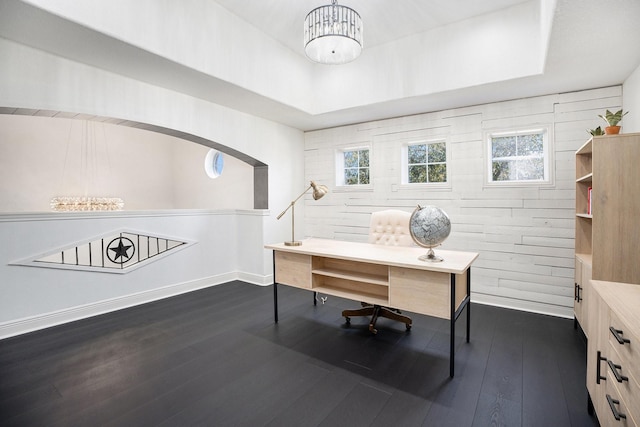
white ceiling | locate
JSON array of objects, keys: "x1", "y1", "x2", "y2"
[
  {"x1": 1, "y1": 0, "x2": 640, "y2": 131},
  {"x1": 214, "y1": 0, "x2": 530, "y2": 56}
]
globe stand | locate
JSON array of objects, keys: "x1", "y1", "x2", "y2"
[{"x1": 418, "y1": 247, "x2": 444, "y2": 262}]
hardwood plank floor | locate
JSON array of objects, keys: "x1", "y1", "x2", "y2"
[{"x1": 0, "y1": 281, "x2": 598, "y2": 427}]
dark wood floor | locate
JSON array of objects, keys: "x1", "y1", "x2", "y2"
[{"x1": 1, "y1": 281, "x2": 597, "y2": 427}]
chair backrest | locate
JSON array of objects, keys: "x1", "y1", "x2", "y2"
[{"x1": 368, "y1": 209, "x2": 413, "y2": 246}]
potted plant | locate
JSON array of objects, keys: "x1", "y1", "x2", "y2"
[
  {"x1": 587, "y1": 126, "x2": 605, "y2": 136},
  {"x1": 598, "y1": 109, "x2": 628, "y2": 135}
]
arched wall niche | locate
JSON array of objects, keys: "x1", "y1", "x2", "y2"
[{"x1": 0, "y1": 107, "x2": 269, "y2": 210}]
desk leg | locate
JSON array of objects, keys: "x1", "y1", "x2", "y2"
[
  {"x1": 450, "y1": 273, "x2": 456, "y2": 378},
  {"x1": 467, "y1": 268, "x2": 471, "y2": 343},
  {"x1": 272, "y1": 251, "x2": 278, "y2": 323}
]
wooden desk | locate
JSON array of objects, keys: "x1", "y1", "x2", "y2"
[{"x1": 265, "y1": 238, "x2": 479, "y2": 377}]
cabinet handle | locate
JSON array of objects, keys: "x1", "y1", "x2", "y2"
[
  {"x1": 610, "y1": 327, "x2": 631, "y2": 345},
  {"x1": 606, "y1": 394, "x2": 627, "y2": 421},
  {"x1": 608, "y1": 360, "x2": 629, "y2": 383},
  {"x1": 574, "y1": 284, "x2": 582, "y2": 302},
  {"x1": 597, "y1": 351, "x2": 607, "y2": 384}
]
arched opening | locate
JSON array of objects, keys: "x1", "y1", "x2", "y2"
[{"x1": 0, "y1": 108, "x2": 268, "y2": 210}]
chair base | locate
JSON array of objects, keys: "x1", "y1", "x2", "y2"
[{"x1": 342, "y1": 304, "x2": 412, "y2": 334}]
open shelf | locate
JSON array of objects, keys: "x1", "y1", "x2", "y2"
[
  {"x1": 313, "y1": 285, "x2": 389, "y2": 306},
  {"x1": 312, "y1": 268, "x2": 388, "y2": 286},
  {"x1": 575, "y1": 253, "x2": 592, "y2": 268},
  {"x1": 576, "y1": 214, "x2": 592, "y2": 219},
  {"x1": 576, "y1": 173, "x2": 593, "y2": 183},
  {"x1": 310, "y1": 257, "x2": 390, "y2": 304},
  {"x1": 576, "y1": 138, "x2": 593, "y2": 155}
]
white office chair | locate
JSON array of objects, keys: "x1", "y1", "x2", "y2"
[{"x1": 342, "y1": 209, "x2": 413, "y2": 334}]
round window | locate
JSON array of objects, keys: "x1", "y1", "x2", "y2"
[{"x1": 204, "y1": 149, "x2": 224, "y2": 178}]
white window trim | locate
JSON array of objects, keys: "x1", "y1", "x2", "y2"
[
  {"x1": 484, "y1": 126, "x2": 554, "y2": 188},
  {"x1": 335, "y1": 145, "x2": 372, "y2": 189},
  {"x1": 400, "y1": 139, "x2": 451, "y2": 190}
]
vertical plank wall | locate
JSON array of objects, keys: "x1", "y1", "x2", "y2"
[{"x1": 303, "y1": 86, "x2": 622, "y2": 317}]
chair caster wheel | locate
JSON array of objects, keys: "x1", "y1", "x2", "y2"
[
  {"x1": 345, "y1": 317, "x2": 351, "y2": 325},
  {"x1": 406, "y1": 324, "x2": 412, "y2": 331}
]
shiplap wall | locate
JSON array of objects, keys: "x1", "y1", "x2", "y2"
[{"x1": 303, "y1": 86, "x2": 622, "y2": 318}]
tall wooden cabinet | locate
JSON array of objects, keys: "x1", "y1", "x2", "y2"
[
  {"x1": 575, "y1": 133, "x2": 640, "y2": 425},
  {"x1": 574, "y1": 133, "x2": 640, "y2": 333}
]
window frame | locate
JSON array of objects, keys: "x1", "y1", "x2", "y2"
[
  {"x1": 335, "y1": 146, "x2": 372, "y2": 188},
  {"x1": 484, "y1": 126, "x2": 554, "y2": 187},
  {"x1": 400, "y1": 139, "x2": 450, "y2": 189}
]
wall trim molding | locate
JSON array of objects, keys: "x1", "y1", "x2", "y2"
[
  {"x1": 238, "y1": 271, "x2": 272, "y2": 286},
  {"x1": 471, "y1": 293, "x2": 573, "y2": 319},
  {"x1": 1, "y1": 274, "x2": 573, "y2": 340},
  {"x1": 0, "y1": 208, "x2": 268, "y2": 223}
]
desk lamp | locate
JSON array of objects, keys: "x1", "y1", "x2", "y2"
[{"x1": 277, "y1": 181, "x2": 328, "y2": 246}]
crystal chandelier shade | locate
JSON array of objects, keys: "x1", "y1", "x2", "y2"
[
  {"x1": 304, "y1": 0, "x2": 363, "y2": 65},
  {"x1": 50, "y1": 121, "x2": 124, "y2": 212},
  {"x1": 50, "y1": 196, "x2": 124, "y2": 212}
]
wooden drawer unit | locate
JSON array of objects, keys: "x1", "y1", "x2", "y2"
[
  {"x1": 606, "y1": 340, "x2": 640, "y2": 427},
  {"x1": 589, "y1": 281, "x2": 640, "y2": 427},
  {"x1": 274, "y1": 251, "x2": 311, "y2": 289},
  {"x1": 603, "y1": 373, "x2": 637, "y2": 427},
  {"x1": 608, "y1": 310, "x2": 639, "y2": 371},
  {"x1": 389, "y1": 267, "x2": 467, "y2": 319}
]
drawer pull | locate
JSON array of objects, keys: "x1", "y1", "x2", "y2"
[
  {"x1": 606, "y1": 394, "x2": 627, "y2": 421},
  {"x1": 597, "y1": 351, "x2": 607, "y2": 384},
  {"x1": 607, "y1": 360, "x2": 629, "y2": 383},
  {"x1": 610, "y1": 327, "x2": 631, "y2": 345},
  {"x1": 574, "y1": 283, "x2": 582, "y2": 302}
]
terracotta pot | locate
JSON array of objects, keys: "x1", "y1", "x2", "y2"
[{"x1": 605, "y1": 125, "x2": 621, "y2": 135}]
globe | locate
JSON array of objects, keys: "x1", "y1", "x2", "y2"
[{"x1": 409, "y1": 205, "x2": 451, "y2": 262}]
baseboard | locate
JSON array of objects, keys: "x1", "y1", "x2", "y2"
[
  {"x1": 471, "y1": 293, "x2": 573, "y2": 319},
  {"x1": 1, "y1": 275, "x2": 572, "y2": 340},
  {"x1": 238, "y1": 271, "x2": 272, "y2": 286},
  {"x1": 0, "y1": 272, "x2": 239, "y2": 339}
]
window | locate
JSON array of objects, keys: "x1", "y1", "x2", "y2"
[
  {"x1": 204, "y1": 149, "x2": 224, "y2": 178},
  {"x1": 405, "y1": 141, "x2": 447, "y2": 184},
  {"x1": 338, "y1": 148, "x2": 370, "y2": 186},
  {"x1": 487, "y1": 128, "x2": 551, "y2": 184}
]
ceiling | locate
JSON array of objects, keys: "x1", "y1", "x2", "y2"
[
  {"x1": 214, "y1": 0, "x2": 530, "y2": 56},
  {"x1": 1, "y1": 0, "x2": 640, "y2": 131}
]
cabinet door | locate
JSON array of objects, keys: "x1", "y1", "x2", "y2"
[
  {"x1": 581, "y1": 262, "x2": 592, "y2": 336},
  {"x1": 574, "y1": 257, "x2": 584, "y2": 327},
  {"x1": 592, "y1": 134, "x2": 640, "y2": 283},
  {"x1": 587, "y1": 288, "x2": 612, "y2": 421}
]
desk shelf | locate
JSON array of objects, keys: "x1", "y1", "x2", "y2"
[
  {"x1": 311, "y1": 256, "x2": 390, "y2": 304},
  {"x1": 313, "y1": 285, "x2": 389, "y2": 306},
  {"x1": 311, "y1": 268, "x2": 388, "y2": 286}
]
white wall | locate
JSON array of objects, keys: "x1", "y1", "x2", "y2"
[
  {"x1": 304, "y1": 86, "x2": 623, "y2": 318},
  {"x1": 0, "y1": 209, "x2": 267, "y2": 338},
  {"x1": 623, "y1": 63, "x2": 640, "y2": 133},
  {"x1": 0, "y1": 37, "x2": 304, "y2": 338}
]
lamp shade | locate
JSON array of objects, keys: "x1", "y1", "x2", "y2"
[
  {"x1": 304, "y1": 0, "x2": 363, "y2": 65},
  {"x1": 310, "y1": 181, "x2": 329, "y2": 200}
]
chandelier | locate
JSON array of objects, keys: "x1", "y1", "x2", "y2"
[
  {"x1": 304, "y1": 0, "x2": 363, "y2": 65},
  {"x1": 50, "y1": 120, "x2": 124, "y2": 212},
  {"x1": 50, "y1": 196, "x2": 124, "y2": 212}
]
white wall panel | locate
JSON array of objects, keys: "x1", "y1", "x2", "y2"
[{"x1": 304, "y1": 87, "x2": 622, "y2": 318}]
